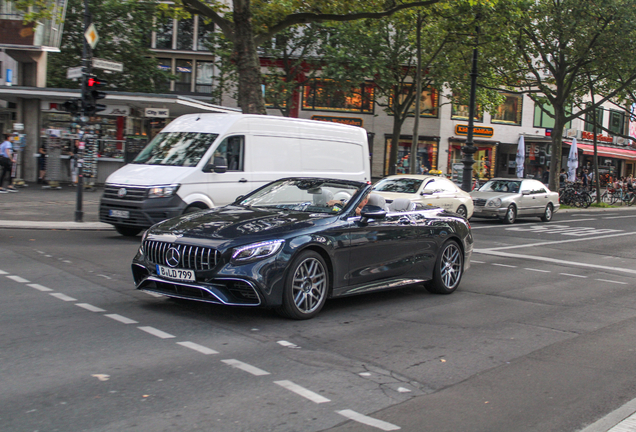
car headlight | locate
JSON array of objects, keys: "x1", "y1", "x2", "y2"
[
  {"x1": 487, "y1": 198, "x2": 502, "y2": 207},
  {"x1": 231, "y1": 239, "x2": 285, "y2": 264},
  {"x1": 148, "y1": 184, "x2": 180, "y2": 198},
  {"x1": 138, "y1": 230, "x2": 148, "y2": 256}
]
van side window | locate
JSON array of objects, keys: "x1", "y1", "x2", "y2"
[{"x1": 214, "y1": 136, "x2": 244, "y2": 171}]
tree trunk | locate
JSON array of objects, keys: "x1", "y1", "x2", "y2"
[
  {"x1": 233, "y1": 0, "x2": 266, "y2": 114},
  {"x1": 548, "y1": 108, "x2": 565, "y2": 192},
  {"x1": 389, "y1": 116, "x2": 404, "y2": 176}
]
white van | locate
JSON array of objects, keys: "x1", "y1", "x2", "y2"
[{"x1": 99, "y1": 113, "x2": 371, "y2": 236}]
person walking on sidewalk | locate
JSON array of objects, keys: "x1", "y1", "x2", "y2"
[{"x1": 0, "y1": 134, "x2": 17, "y2": 193}]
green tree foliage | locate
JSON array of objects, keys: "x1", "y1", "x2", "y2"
[
  {"x1": 47, "y1": 0, "x2": 173, "y2": 92},
  {"x1": 484, "y1": 0, "x2": 636, "y2": 191}
]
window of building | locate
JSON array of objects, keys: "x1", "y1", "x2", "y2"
[
  {"x1": 155, "y1": 58, "x2": 172, "y2": 92},
  {"x1": 384, "y1": 137, "x2": 438, "y2": 175},
  {"x1": 176, "y1": 18, "x2": 194, "y2": 50},
  {"x1": 195, "y1": 61, "x2": 213, "y2": 94},
  {"x1": 533, "y1": 103, "x2": 555, "y2": 128},
  {"x1": 609, "y1": 110, "x2": 625, "y2": 135},
  {"x1": 302, "y1": 79, "x2": 374, "y2": 113},
  {"x1": 388, "y1": 85, "x2": 439, "y2": 118},
  {"x1": 492, "y1": 92, "x2": 523, "y2": 125},
  {"x1": 584, "y1": 105, "x2": 604, "y2": 132},
  {"x1": 451, "y1": 94, "x2": 483, "y2": 122},
  {"x1": 155, "y1": 18, "x2": 174, "y2": 49},
  {"x1": 174, "y1": 59, "x2": 192, "y2": 93},
  {"x1": 197, "y1": 17, "x2": 214, "y2": 51}
]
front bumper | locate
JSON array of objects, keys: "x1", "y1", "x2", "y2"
[
  {"x1": 100, "y1": 191, "x2": 187, "y2": 228},
  {"x1": 470, "y1": 206, "x2": 507, "y2": 218}
]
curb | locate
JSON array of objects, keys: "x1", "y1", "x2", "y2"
[{"x1": 0, "y1": 221, "x2": 114, "y2": 230}]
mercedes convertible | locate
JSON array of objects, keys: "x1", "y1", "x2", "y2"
[{"x1": 132, "y1": 177, "x2": 473, "y2": 319}]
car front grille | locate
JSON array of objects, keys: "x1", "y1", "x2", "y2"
[
  {"x1": 473, "y1": 198, "x2": 487, "y2": 207},
  {"x1": 144, "y1": 240, "x2": 218, "y2": 271},
  {"x1": 103, "y1": 185, "x2": 147, "y2": 201}
]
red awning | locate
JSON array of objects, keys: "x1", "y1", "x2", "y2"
[{"x1": 565, "y1": 142, "x2": 636, "y2": 161}]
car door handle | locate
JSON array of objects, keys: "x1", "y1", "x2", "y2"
[
  {"x1": 238, "y1": 178, "x2": 248, "y2": 183},
  {"x1": 398, "y1": 217, "x2": 412, "y2": 225}
]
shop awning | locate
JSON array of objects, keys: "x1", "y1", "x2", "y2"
[{"x1": 565, "y1": 141, "x2": 636, "y2": 161}]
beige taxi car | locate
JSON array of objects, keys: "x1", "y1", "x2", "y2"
[{"x1": 373, "y1": 174, "x2": 474, "y2": 218}]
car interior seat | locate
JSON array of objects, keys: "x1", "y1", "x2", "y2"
[
  {"x1": 388, "y1": 197, "x2": 415, "y2": 212},
  {"x1": 367, "y1": 193, "x2": 388, "y2": 211}
]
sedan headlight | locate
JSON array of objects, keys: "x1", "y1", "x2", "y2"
[
  {"x1": 487, "y1": 198, "x2": 502, "y2": 208},
  {"x1": 231, "y1": 239, "x2": 285, "y2": 264},
  {"x1": 148, "y1": 184, "x2": 180, "y2": 198}
]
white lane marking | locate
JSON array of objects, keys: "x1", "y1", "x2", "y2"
[
  {"x1": 75, "y1": 303, "x2": 106, "y2": 312},
  {"x1": 476, "y1": 250, "x2": 636, "y2": 275},
  {"x1": 608, "y1": 412, "x2": 636, "y2": 432},
  {"x1": 555, "y1": 218, "x2": 598, "y2": 223},
  {"x1": 560, "y1": 273, "x2": 587, "y2": 278},
  {"x1": 337, "y1": 409, "x2": 401, "y2": 431},
  {"x1": 177, "y1": 341, "x2": 219, "y2": 355},
  {"x1": 221, "y1": 359, "x2": 270, "y2": 376},
  {"x1": 97, "y1": 274, "x2": 112, "y2": 280},
  {"x1": 277, "y1": 340, "x2": 300, "y2": 349},
  {"x1": 144, "y1": 292, "x2": 164, "y2": 298},
  {"x1": 596, "y1": 279, "x2": 629, "y2": 285},
  {"x1": 603, "y1": 215, "x2": 636, "y2": 220},
  {"x1": 27, "y1": 283, "x2": 53, "y2": 292},
  {"x1": 274, "y1": 380, "x2": 330, "y2": 403},
  {"x1": 492, "y1": 263, "x2": 517, "y2": 268},
  {"x1": 105, "y1": 314, "x2": 138, "y2": 324},
  {"x1": 524, "y1": 268, "x2": 551, "y2": 273},
  {"x1": 505, "y1": 224, "x2": 621, "y2": 236},
  {"x1": 397, "y1": 387, "x2": 411, "y2": 393},
  {"x1": 138, "y1": 326, "x2": 176, "y2": 339},
  {"x1": 471, "y1": 260, "x2": 485, "y2": 263},
  {"x1": 0, "y1": 269, "x2": 7, "y2": 275},
  {"x1": 7, "y1": 275, "x2": 30, "y2": 283},
  {"x1": 49, "y1": 293, "x2": 77, "y2": 302},
  {"x1": 476, "y1": 231, "x2": 636, "y2": 251}
]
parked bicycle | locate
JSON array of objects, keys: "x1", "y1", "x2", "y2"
[{"x1": 559, "y1": 183, "x2": 592, "y2": 208}]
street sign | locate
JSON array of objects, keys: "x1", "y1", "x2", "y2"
[
  {"x1": 13, "y1": 123, "x2": 24, "y2": 131},
  {"x1": 93, "y1": 58, "x2": 123, "y2": 72},
  {"x1": 85, "y1": 23, "x2": 99, "y2": 49},
  {"x1": 66, "y1": 66, "x2": 82, "y2": 79}
]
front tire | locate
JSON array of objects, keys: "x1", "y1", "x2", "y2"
[
  {"x1": 115, "y1": 225, "x2": 142, "y2": 237},
  {"x1": 426, "y1": 240, "x2": 463, "y2": 294},
  {"x1": 540, "y1": 203, "x2": 553, "y2": 222},
  {"x1": 456, "y1": 205, "x2": 468, "y2": 218},
  {"x1": 277, "y1": 251, "x2": 329, "y2": 320},
  {"x1": 501, "y1": 205, "x2": 516, "y2": 224}
]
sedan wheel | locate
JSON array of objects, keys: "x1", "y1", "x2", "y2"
[
  {"x1": 277, "y1": 251, "x2": 328, "y2": 320},
  {"x1": 456, "y1": 205, "x2": 467, "y2": 218},
  {"x1": 540, "y1": 203, "x2": 553, "y2": 222},
  {"x1": 426, "y1": 241, "x2": 463, "y2": 294},
  {"x1": 502, "y1": 205, "x2": 516, "y2": 224}
]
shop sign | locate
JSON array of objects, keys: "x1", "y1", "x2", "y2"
[
  {"x1": 581, "y1": 130, "x2": 613, "y2": 143},
  {"x1": 102, "y1": 105, "x2": 130, "y2": 116},
  {"x1": 13, "y1": 123, "x2": 24, "y2": 131},
  {"x1": 455, "y1": 124, "x2": 494, "y2": 138},
  {"x1": 145, "y1": 108, "x2": 170, "y2": 118},
  {"x1": 311, "y1": 115, "x2": 363, "y2": 127},
  {"x1": 545, "y1": 128, "x2": 552, "y2": 137}
]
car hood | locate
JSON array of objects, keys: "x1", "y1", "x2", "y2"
[
  {"x1": 147, "y1": 205, "x2": 331, "y2": 241},
  {"x1": 470, "y1": 191, "x2": 518, "y2": 200},
  {"x1": 105, "y1": 164, "x2": 192, "y2": 186}
]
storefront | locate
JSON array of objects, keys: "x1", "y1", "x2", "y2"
[
  {"x1": 447, "y1": 139, "x2": 498, "y2": 184},
  {"x1": 384, "y1": 135, "x2": 439, "y2": 175},
  {"x1": 572, "y1": 142, "x2": 636, "y2": 181}
]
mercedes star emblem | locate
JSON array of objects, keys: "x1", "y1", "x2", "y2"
[
  {"x1": 165, "y1": 247, "x2": 181, "y2": 268},
  {"x1": 117, "y1": 187, "x2": 127, "y2": 198}
]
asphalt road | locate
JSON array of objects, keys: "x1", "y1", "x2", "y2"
[{"x1": 2, "y1": 208, "x2": 636, "y2": 432}]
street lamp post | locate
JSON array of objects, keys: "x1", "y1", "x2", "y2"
[{"x1": 461, "y1": 46, "x2": 479, "y2": 192}]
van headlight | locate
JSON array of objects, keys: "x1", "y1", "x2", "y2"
[
  {"x1": 231, "y1": 240, "x2": 285, "y2": 264},
  {"x1": 148, "y1": 184, "x2": 180, "y2": 198},
  {"x1": 487, "y1": 198, "x2": 502, "y2": 207}
]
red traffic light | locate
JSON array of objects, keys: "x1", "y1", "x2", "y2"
[{"x1": 87, "y1": 76, "x2": 107, "y2": 87}]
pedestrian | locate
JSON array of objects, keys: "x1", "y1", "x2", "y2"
[
  {"x1": 69, "y1": 140, "x2": 79, "y2": 186},
  {"x1": 0, "y1": 133, "x2": 17, "y2": 193},
  {"x1": 37, "y1": 142, "x2": 47, "y2": 184},
  {"x1": 541, "y1": 166, "x2": 550, "y2": 185},
  {"x1": 559, "y1": 169, "x2": 567, "y2": 188}
]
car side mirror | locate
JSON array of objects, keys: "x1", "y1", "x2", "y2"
[
  {"x1": 421, "y1": 191, "x2": 433, "y2": 196},
  {"x1": 203, "y1": 156, "x2": 227, "y2": 173},
  {"x1": 522, "y1": 190, "x2": 530, "y2": 195},
  {"x1": 359, "y1": 205, "x2": 387, "y2": 223}
]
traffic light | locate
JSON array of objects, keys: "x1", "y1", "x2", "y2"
[
  {"x1": 61, "y1": 99, "x2": 81, "y2": 115},
  {"x1": 83, "y1": 75, "x2": 108, "y2": 115}
]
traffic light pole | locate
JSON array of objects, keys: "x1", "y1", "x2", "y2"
[{"x1": 75, "y1": 0, "x2": 91, "y2": 223}]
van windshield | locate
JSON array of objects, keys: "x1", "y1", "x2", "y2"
[{"x1": 132, "y1": 132, "x2": 219, "y2": 167}]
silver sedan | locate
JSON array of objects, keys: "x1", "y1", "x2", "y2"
[{"x1": 469, "y1": 178, "x2": 560, "y2": 224}]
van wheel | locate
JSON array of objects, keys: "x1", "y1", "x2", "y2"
[
  {"x1": 115, "y1": 225, "x2": 142, "y2": 237},
  {"x1": 183, "y1": 203, "x2": 208, "y2": 215}
]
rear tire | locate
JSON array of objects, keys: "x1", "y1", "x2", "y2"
[
  {"x1": 455, "y1": 205, "x2": 468, "y2": 218},
  {"x1": 183, "y1": 203, "x2": 208, "y2": 214},
  {"x1": 425, "y1": 240, "x2": 463, "y2": 294},
  {"x1": 115, "y1": 225, "x2": 142, "y2": 237},
  {"x1": 540, "y1": 203, "x2": 553, "y2": 222}
]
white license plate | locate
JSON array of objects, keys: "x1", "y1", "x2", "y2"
[
  {"x1": 109, "y1": 209, "x2": 129, "y2": 218},
  {"x1": 156, "y1": 265, "x2": 195, "y2": 282},
  {"x1": 473, "y1": 206, "x2": 483, "y2": 212}
]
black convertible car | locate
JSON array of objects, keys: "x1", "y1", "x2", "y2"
[{"x1": 132, "y1": 177, "x2": 473, "y2": 319}]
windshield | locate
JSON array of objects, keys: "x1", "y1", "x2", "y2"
[
  {"x1": 133, "y1": 132, "x2": 219, "y2": 166},
  {"x1": 479, "y1": 180, "x2": 521, "y2": 193},
  {"x1": 373, "y1": 178, "x2": 423, "y2": 194},
  {"x1": 238, "y1": 179, "x2": 364, "y2": 215}
]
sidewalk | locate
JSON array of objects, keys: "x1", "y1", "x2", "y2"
[{"x1": 0, "y1": 183, "x2": 113, "y2": 230}]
